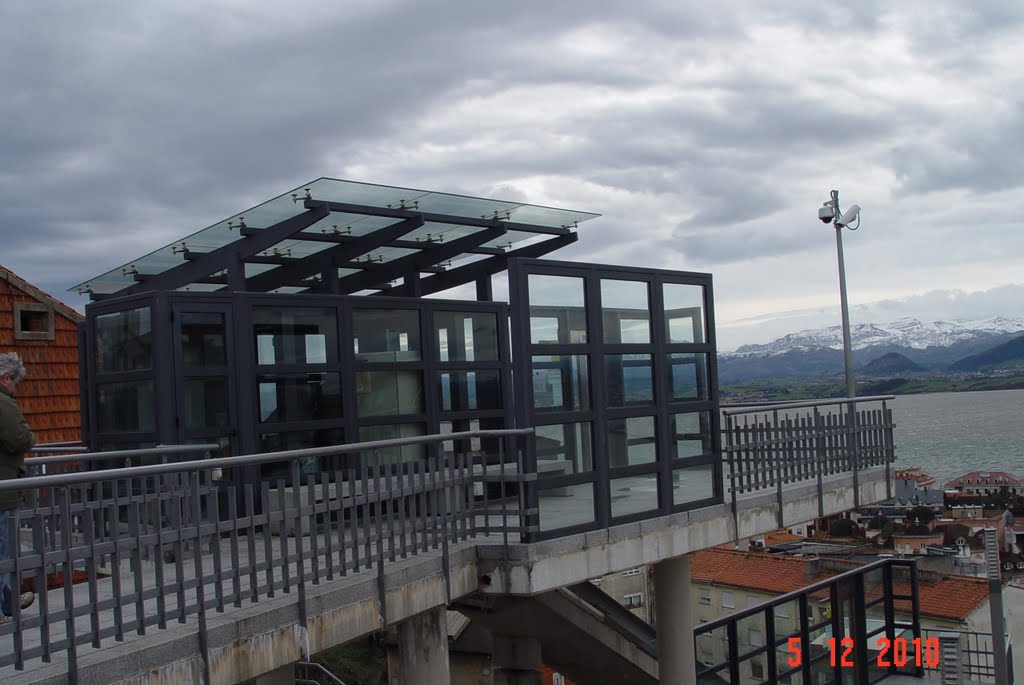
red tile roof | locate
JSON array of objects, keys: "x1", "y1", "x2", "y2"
[
  {"x1": 944, "y1": 471, "x2": 1023, "y2": 488},
  {"x1": 692, "y1": 549, "x2": 989, "y2": 621}
]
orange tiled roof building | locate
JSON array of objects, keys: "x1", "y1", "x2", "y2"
[{"x1": 0, "y1": 264, "x2": 84, "y2": 444}]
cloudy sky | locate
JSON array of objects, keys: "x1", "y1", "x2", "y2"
[{"x1": 2, "y1": 1, "x2": 1022, "y2": 350}]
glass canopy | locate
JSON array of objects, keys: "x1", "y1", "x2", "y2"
[{"x1": 72, "y1": 178, "x2": 600, "y2": 297}]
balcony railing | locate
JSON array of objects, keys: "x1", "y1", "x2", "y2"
[
  {"x1": 694, "y1": 558, "x2": 922, "y2": 685},
  {"x1": 2, "y1": 430, "x2": 534, "y2": 681},
  {"x1": 722, "y1": 396, "x2": 896, "y2": 535}
]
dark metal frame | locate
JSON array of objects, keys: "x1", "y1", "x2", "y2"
[
  {"x1": 508, "y1": 258, "x2": 721, "y2": 541},
  {"x1": 97, "y1": 196, "x2": 579, "y2": 301},
  {"x1": 81, "y1": 290, "x2": 514, "y2": 488},
  {"x1": 694, "y1": 558, "x2": 923, "y2": 685}
]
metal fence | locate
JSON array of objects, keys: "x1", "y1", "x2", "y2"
[
  {"x1": 0, "y1": 429, "x2": 535, "y2": 683},
  {"x1": 694, "y1": 558, "x2": 922, "y2": 685},
  {"x1": 722, "y1": 396, "x2": 896, "y2": 534},
  {"x1": 921, "y1": 629, "x2": 1014, "y2": 684}
]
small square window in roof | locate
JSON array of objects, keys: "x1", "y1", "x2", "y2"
[{"x1": 72, "y1": 178, "x2": 599, "y2": 299}]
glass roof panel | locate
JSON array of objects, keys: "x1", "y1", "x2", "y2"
[{"x1": 72, "y1": 178, "x2": 599, "y2": 296}]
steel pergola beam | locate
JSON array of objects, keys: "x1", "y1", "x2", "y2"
[
  {"x1": 333, "y1": 225, "x2": 506, "y2": 294},
  {"x1": 375, "y1": 233, "x2": 578, "y2": 297},
  {"x1": 305, "y1": 199, "x2": 572, "y2": 236},
  {"x1": 243, "y1": 216, "x2": 425, "y2": 292},
  {"x1": 116, "y1": 205, "x2": 331, "y2": 296}
]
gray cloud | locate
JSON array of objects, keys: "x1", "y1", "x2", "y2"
[{"x1": 2, "y1": 0, "x2": 1023, "y2": 342}]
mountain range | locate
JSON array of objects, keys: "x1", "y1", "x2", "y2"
[{"x1": 718, "y1": 317, "x2": 1024, "y2": 384}]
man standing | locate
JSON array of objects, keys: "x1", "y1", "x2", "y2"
[{"x1": 0, "y1": 352, "x2": 36, "y2": 620}]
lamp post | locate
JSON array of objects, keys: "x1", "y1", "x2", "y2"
[{"x1": 819, "y1": 189, "x2": 861, "y2": 398}]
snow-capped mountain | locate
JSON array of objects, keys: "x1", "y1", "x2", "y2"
[{"x1": 724, "y1": 317, "x2": 1024, "y2": 359}]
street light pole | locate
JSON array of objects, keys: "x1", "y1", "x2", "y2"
[{"x1": 831, "y1": 189, "x2": 857, "y2": 399}]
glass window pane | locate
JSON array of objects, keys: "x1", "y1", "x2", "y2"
[
  {"x1": 258, "y1": 372, "x2": 342, "y2": 423},
  {"x1": 254, "y1": 307, "x2": 337, "y2": 365},
  {"x1": 183, "y1": 377, "x2": 229, "y2": 429},
  {"x1": 435, "y1": 311, "x2": 498, "y2": 362},
  {"x1": 95, "y1": 307, "x2": 152, "y2": 372},
  {"x1": 601, "y1": 279, "x2": 650, "y2": 344},
  {"x1": 610, "y1": 473, "x2": 659, "y2": 518},
  {"x1": 672, "y1": 464, "x2": 714, "y2": 505},
  {"x1": 673, "y1": 411, "x2": 712, "y2": 459},
  {"x1": 180, "y1": 312, "x2": 226, "y2": 366},
  {"x1": 439, "y1": 370, "x2": 502, "y2": 412},
  {"x1": 97, "y1": 380, "x2": 155, "y2": 432},
  {"x1": 605, "y1": 353, "x2": 653, "y2": 407},
  {"x1": 356, "y1": 370, "x2": 424, "y2": 416},
  {"x1": 353, "y1": 309, "x2": 421, "y2": 362},
  {"x1": 663, "y1": 283, "x2": 706, "y2": 344},
  {"x1": 608, "y1": 416, "x2": 657, "y2": 467},
  {"x1": 258, "y1": 427, "x2": 344, "y2": 478},
  {"x1": 669, "y1": 353, "x2": 709, "y2": 401},
  {"x1": 440, "y1": 417, "x2": 504, "y2": 456},
  {"x1": 358, "y1": 423, "x2": 426, "y2": 463},
  {"x1": 532, "y1": 355, "x2": 589, "y2": 411},
  {"x1": 539, "y1": 482, "x2": 596, "y2": 532},
  {"x1": 535, "y1": 422, "x2": 593, "y2": 474},
  {"x1": 529, "y1": 274, "x2": 587, "y2": 344}
]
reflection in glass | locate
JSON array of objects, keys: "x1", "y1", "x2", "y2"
[
  {"x1": 258, "y1": 373, "x2": 342, "y2": 423},
  {"x1": 358, "y1": 423, "x2": 426, "y2": 462},
  {"x1": 353, "y1": 309, "x2": 421, "y2": 362},
  {"x1": 669, "y1": 353, "x2": 708, "y2": 401},
  {"x1": 435, "y1": 311, "x2": 498, "y2": 362},
  {"x1": 673, "y1": 412, "x2": 712, "y2": 458},
  {"x1": 96, "y1": 307, "x2": 152, "y2": 372},
  {"x1": 180, "y1": 312, "x2": 226, "y2": 366},
  {"x1": 535, "y1": 422, "x2": 593, "y2": 473},
  {"x1": 258, "y1": 427, "x2": 344, "y2": 478},
  {"x1": 663, "y1": 283, "x2": 706, "y2": 344},
  {"x1": 356, "y1": 370, "x2": 424, "y2": 416},
  {"x1": 440, "y1": 417, "x2": 504, "y2": 456},
  {"x1": 610, "y1": 473, "x2": 659, "y2": 517},
  {"x1": 440, "y1": 370, "x2": 501, "y2": 411},
  {"x1": 532, "y1": 355, "x2": 589, "y2": 411},
  {"x1": 601, "y1": 279, "x2": 650, "y2": 344},
  {"x1": 672, "y1": 464, "x2": 714, "y2": 505},
  {"x1": 607, "y1": 416, "x2": 656, "y2": 467},
  {"x1": 254, "y1": 307, "x2": 336, "y2": 365},
  {"x1": 529, "y1": 275, "x2": 587, "y2": 344},
  {"x1": 605, "y1": 353, "x2": 653, "y2": 406},
  {"x1": 183, "y1": 377, "x2": 229, "y2": 429},
  {"x1": 539, "y1": 483, "x2": 596, "y2": 531},
  {"x1": 97, "y1": 381, "x2": 155, "y2": 432}
]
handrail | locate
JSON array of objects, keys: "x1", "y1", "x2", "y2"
[
  {"x1": 27, "y1": 443, "x2": 219, "y2": 466},
  {"x1": 0, "y1": 429, "x2": 536, "y2": 492},
  {"x1": 696, "y1": 557, "x2": 915, "y2": 634},
  {"x1": 721, "y1": 394, "x2": 895, "y2": 417}
]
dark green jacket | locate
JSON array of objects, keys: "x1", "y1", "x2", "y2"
[{"x1": 0, "y1": 384, "x2": 35, "y2": 510}]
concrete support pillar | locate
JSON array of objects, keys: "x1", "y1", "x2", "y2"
[
  {"x1": 654, "y1": 554, "x2": 696, "y2": 685},
  {"x1": 493, "y1": 635, "x2": 542, "y2": 685},
  {"x1": 253, "y1": 664, "x2": 296, "y2": 685},
  {"x1": 396, "y1": 607, "x2": 451, "y2": 685}
]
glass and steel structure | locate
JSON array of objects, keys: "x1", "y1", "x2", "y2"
[{"x1": 75, "y1": 178, "x2": 721, "y2": 540}]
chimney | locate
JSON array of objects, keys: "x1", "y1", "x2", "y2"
[{"x1": 805, "y1": 557, "x2": 820, "y2": 582}]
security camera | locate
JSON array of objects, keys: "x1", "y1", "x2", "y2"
[
  {"x1": 818, "y1": 203, "x2": 835, "y2": 224},
  {"x1": 835, "y1": 204, "x2": 861, "y2": 228}
]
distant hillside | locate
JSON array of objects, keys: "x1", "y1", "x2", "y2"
[
  {"x1": 861, "y1": 352, "x2": 924, "y2": 375},
  {"x1": 950, "y1": 333, "x2": 1024, "y2": 371},
  {"x1": 718, "y1": 317, "x2": 1024, "y2": 384}
]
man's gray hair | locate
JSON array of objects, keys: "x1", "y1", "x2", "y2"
[{"x1": 0, "y1": 352, "x2": 27, "y2": 382}]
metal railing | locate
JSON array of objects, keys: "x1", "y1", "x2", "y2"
[
  {"x1": 694, "y1": 558, "x2": 921, "y2": 685},
  {"x1": 921, "y1": 629, "x2": 1013, "y2": 684},
  {"x1": 722, "y1": 396, "x2": 896, "y2": 535},
  {"x1": 0, "y1": 429, "x2": 535, "y2": 683}
]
